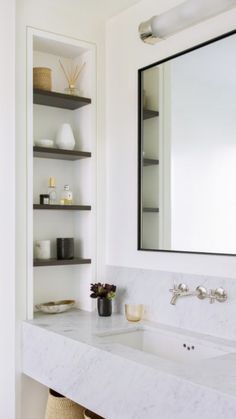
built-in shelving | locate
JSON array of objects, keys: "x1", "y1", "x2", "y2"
[
  {"x1": 143, "y1": 158, "x2": 159, "y2": 166},
  {"x1": 143, "y1": 109, "x2": 159, "y2": 120},
  {"x1": 33, "y1": 88, "x2": 91, "y2": 110},
  {"x1": 143, "y1": 207, "x2": 159, "y2": 213},
  {"x1": 27, "y1": 28, "x2": 96, "y2": 323},
  {"x1": 34, "y1": 257, "x2": 92, "y2": 267},
  {"x1": 33, "y1": 146, "x2": 91, "y2": 161},
  {"x1": 33, "y1": 204, "x2": 91, "y2": 211}
]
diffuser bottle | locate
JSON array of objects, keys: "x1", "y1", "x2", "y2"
[
  {"x1": 60, "y1": 185, "x2": 73, "y2": 205},
  {"x1": 48, "y1": 177, "x2": 57, "y2": 204}
]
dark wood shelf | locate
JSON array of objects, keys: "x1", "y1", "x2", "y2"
[
  {"x1": 143, "y1": 207, "x2": 159, "y2": 213},
  {"x1": 34, "y1": 257, "x2": 92, "y2": 267},
  {"x1": 33, "y1": 88, "x2": 91, "y2": 110},
  {"x1": 143, "y1": 158, "x2": 159, "y2": 166},
  {"x1": 33, "y1": 146, "x2": 91, "y2": 161},
  {"x1": 33, "y1": 204, "x2": 91, "y2": 211},
  {"x1": 143, "y1": 109, "x2": 159, "y2": 120}
]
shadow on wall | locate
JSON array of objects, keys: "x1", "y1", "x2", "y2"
[{"x1": 21, "y1": 375, "x2": 48, "y2": 419}]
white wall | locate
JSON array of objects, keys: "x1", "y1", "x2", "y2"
[
  {"x1": 16, "y1": 1, "x2": 106, "y2": 417},
  {"x1": 0, "y1": 1, "x2": 15, "y2": 418},
  {"x1": 106, "y1": 0, "x2": 236, "y2": 277},
  {"x1": 14, "y1": 0, "x2": 236, "y2": 416}
]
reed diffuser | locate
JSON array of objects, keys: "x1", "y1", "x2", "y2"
[{"x1": 59, "y1": 59, "x2": 85, "y2": 96}]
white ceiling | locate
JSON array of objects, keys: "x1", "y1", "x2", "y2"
[
  {"x1": 86, "y1": 0, "x2": 142, "y2": 20},
  {"x1": 33, "y1": 38, "x2": 88, "y2": 58},
  {"x1": 33, "y1": 0, "x2": 143, "y2": 58}
]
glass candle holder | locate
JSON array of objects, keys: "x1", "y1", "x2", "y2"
[
  {"x1": 125, "y1": 304, "x2": 144, "y2": 322},
  {"x1": 35, "y1": 240, "x2": 51, "y2": 260}
]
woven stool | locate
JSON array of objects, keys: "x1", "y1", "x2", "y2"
[
  {"x1": 83, "y1": 408, "x2": 105, "y2": 419},
  {"x1": 45, "y1": 389, "x2": 84, "y2": 419}
]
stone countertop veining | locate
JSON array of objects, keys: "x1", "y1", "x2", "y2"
[{"x1": 22, "y1": 310, "x2": 236, "y2": 419}]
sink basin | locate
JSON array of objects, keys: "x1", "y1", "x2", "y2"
[{"x1": 96, "y1": 325, "x2": 235, "y2": 365}]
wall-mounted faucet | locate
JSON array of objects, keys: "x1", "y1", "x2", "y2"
[
  {"x1": 169, "y1": 283, "x2": 227, "y2": 305},
  {"x1": 169, "y1": 283, "x2": 194, "y2": 305}
]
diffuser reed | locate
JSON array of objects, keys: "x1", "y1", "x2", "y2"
[{"x1": 59, "y1": 59, "x2": 85, "y2": 96}]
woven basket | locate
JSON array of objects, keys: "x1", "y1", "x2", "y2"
[
  {"x1": 45, "y1": 389, "x2": 84, "y2": 419},
  {"x1": 33, "y1": 67, "x2": 52, "y2": 91}
]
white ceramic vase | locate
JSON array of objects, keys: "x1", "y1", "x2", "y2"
[{"x1": 56, "y1": 123, "x2": 75, "y2": 150}]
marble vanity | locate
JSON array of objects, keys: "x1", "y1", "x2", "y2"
[{"x1": 22, "y1": 310, "x2": 236, "y2": 419}]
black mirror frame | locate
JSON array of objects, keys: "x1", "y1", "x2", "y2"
[{"x1": 137, "y1": 30, "x2": 236, "y2": 256}]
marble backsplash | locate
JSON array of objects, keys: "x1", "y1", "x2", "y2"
[{"x1": 105, "y1": 265, "x2": 236, "y2": 341}]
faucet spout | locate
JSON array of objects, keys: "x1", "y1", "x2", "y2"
[
  {"x1": 169, "y1": 283, "x2": 190, "y2": 305},
  {"x1": 170, "y1": 294, "x2": 179, "y2": 305}
]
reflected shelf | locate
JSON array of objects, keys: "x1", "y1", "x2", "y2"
[
  {"x1": 143, "y1": 207, "x2": 159, "y2": 213},
  {"x1": 143, "y1": 109, "x2": 159, "y2": 120},
  {"x1": 143, "y1": 158, "x2": 159, "y2": 166}
]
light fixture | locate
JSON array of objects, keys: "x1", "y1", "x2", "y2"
[{"x1": 139, "y1": 0, "x2": 236, "y2": 44}]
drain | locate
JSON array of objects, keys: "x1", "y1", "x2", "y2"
[{"x1": 183, "y1": 343, "x2": 195, "y2": 351}]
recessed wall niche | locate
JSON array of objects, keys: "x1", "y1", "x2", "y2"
[{"x1": 27, "y1": 28, "x2": 97, "y2": 319}]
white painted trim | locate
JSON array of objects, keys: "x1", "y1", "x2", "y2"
[
  {"x1": 158, "y1": 65, "x2": 164, "y2": 248},
  {"x1": 162, "y1": 62, "x2": 172, "y2": 249},
  {"x1": 89, "y1": 42, "x2": 98, "y2": 299},
  {"x1": 28, "y1": 26, "x2": 96, "y2": 50},
  {"x1": 26, "y1": 28, "x2": 34, "y2": 320}
]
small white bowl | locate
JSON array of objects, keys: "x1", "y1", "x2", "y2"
[
  {"x1": 35, "y1": 139, "x2": 54, "y2": 148},
  {"x1": 35, "y1": 300, "x2": 75, "y2": 314}
]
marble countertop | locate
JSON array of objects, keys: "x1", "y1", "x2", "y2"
[{"x1": 22, "y1": 310, "x2": 236, "y2": 419}]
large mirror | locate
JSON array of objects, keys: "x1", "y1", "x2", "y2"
[{"x1": 138, "y1": 31, "x2": 236, "y2": 255}]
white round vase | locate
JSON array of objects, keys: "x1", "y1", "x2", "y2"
[{"x1": 56, "y1": 123, "x2": 75, "y2": 150}]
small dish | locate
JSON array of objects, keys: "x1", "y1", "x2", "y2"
[
  {"x1": 35, "y1": 139, "x2": 54, "y2": 148},
  {"x1": 35, "y1": 299, "x2": 75, "y2": 314}
]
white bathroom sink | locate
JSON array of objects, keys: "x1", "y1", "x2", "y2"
[{"x1": 96, "y1": 325, "x2": 235, "y2": 365}]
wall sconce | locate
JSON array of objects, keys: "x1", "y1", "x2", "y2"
[{"x1": 139, "y1": 0, "x2": 236, "y2": 44}]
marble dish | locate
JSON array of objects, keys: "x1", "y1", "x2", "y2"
[
  {"x1": 35, "y1": 300, "x2": 75, "y2": 314},
  {"x1": 35, "y1": 139, "x2": 54, "y2": 148}
]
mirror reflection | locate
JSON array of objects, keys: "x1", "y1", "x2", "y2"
[{"x1": 138, "y1": 33, "x2": 236, "y2": 254}]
